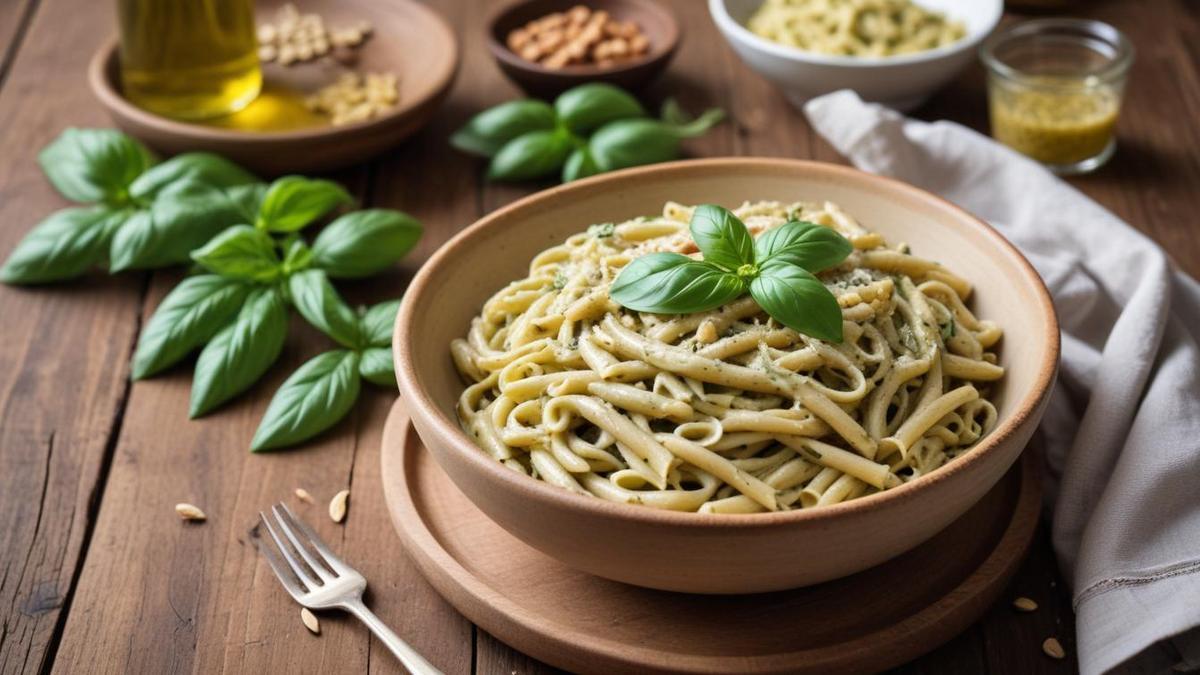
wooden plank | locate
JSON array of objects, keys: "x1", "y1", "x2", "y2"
[
  {"x1": 49, "y1": 0, "x2": 476, "y2": 672},
  {"x1": 0, "y1": 1, "x2": 143, "y2": 673},
  {"x1": 0, "y1": 0, "x2": 37, "y2": 89}
]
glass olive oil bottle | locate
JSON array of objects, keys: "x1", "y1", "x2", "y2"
[{"x1": 117, "y1": 0, "x2": 262, "y2": 120}]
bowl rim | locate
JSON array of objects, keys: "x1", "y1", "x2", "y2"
[
  {"x1": 393, "y1": 157, "x2": 1060, "y2": 530},
  {"x1": 485, "y1": 0, "x2": 680, "y2": 79},
  {"x1": 707, "y1": 0, "x2": 1003, "y2": 68},
  {"x1": 88, "y1": 0, "x2": 459, "y2": 142}
]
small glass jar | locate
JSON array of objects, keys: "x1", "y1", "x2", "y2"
[{"x1": 980, "y1": 19, "x2": 1133, "y2": 175}]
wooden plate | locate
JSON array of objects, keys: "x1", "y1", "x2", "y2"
[
  {"x1": 89, "y1": 0, "x2": 459, "y2": 174},
  {"x1": 380, "y1": 399, "x2": 1042, "y2": 675}
]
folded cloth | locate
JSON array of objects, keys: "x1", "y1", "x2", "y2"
[{"x1": 804, "y1": 90, "x2": 1200, "y2": 675}]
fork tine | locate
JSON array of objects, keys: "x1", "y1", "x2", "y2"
[
  {"x1": 271, "y1": 504, "x2": 334, "y2": 580},
  {"x1": 278, "y1": 503, "x2": 349, "y2": 572},
  {"x1": 256, "y1": 514, "x2": 308, "y2": 600},
  {"x1": 261, "y1": 509, "x2": 322, "y2": 588}
]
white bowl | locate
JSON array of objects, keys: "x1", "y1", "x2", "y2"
[{"x1": 709, "y1": 0, "x2": 1002, "y2": 111}]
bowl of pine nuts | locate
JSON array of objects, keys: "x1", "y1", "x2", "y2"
[{"x1": 487, "y1": 0, "x2": 680, "y2": 97}]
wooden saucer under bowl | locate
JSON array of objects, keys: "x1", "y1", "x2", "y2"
[
  {"x1": 380, "y1": 398, "x2": 1041, "y2": 675},
  {"x1": 89, "y1": 0, "x2": 458, "y2": 174}
]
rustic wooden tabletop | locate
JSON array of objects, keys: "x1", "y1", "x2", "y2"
[{"x1": 2, "y1": 0, "x2": 1197, "y2": 673}]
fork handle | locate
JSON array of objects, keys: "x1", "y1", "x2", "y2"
[{"x1": 342, "y1": 598, "x2": 444, "y2": 675}]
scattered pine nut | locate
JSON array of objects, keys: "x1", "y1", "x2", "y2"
[
  {"x1": 329, "y1": 489, "x2": 350, "y2": 523},
  {"x1": 295, "y1": 488, "x2": 315, "y2": 504},
  {"x1": 257, "y1": 4, "x2": 373, "y2": 66},
  {"x1": 1012, "y1": 597, "x2": 1038, "y2": 612},
  {"x1": 305, "y1": 72, "x2": 400, "y2": 126},
  {"x1": 300, "y1": 607, "x2": 320, "y2": 635},
  {"x1": 1042, "y1": 637, "x2": 1065, "y2": 659},
  {"x1": 175, "y1": 503, "x2": 207, "y2": 522}
]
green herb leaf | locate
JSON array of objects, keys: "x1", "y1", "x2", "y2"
[
  {"x1": 660, "y1": 98, "x2": 690, "y2": 125},
  {"x1": 256, "y1": 176, "x2": 353, "y2": 232},
  {"x1": 451, "y1": 99, "x2": 557, "y2": 157},
  {"x1": 190, "y1": 224, "x2": 282, "y2": 282},
  {"x1": 38, "y1": 128, "x2": 155, "y2": 205},
  {"x1": 131, "y1": 275, "x2": 250, "y2": 379},
  {"x1": 281, "y1": 238, "x2": 313, "y2": 275},
  {"x1": 610, "y1": 252, "x2": 744, "y2": 314},
  {"x1": 940, "y1": 317, "x2": 956, "y2": 341},
  {"x1": 128, "y1": 152, "x2": 257, "y2": 202},
  {"x1": 749, "y1": 260, "x2": 843, "y2": 343},
  {"x1": 554, "y1": 83, "x2": 645, "y2": 134},
  {"x1": 358, "y1": 346, "x2": 395, "y2": 387},
  {"x1": 226, "y1": 183, "x2": 269, "y2": 222},
  {"x1": 689, "y1": 204, "x2": 755, "y2": 272},
  {"x1": 754, "y1": 220, "x2": 852, "y2": 273},
  {"x1": 310, "y1": 209, "x2": 422, "y2": 278},
  {"x1": 250, "y1": 349, "x2": 362, "y2": 452},
  {"x1": 588, "y1": 119, "x2": 682, "y2": 173},
  {"x1": 0, "y1": 206, "x2": 125, "y2": 284},
  {"x1": 588, "y1": 222, "x2": 615, "y2": 238},
  {"x1": 562, "y1": 146, "x2": 600, "y2": 183},
  {"x1": 487, "y1": 130, "x2": 575, "y2": 182},
  {"x1": 359, "y1": 299, "x2": 400, "y2": 347},
  {"x1": 109, "y1": 181, "x2": 250, "y2": 272},
  {"x1": 288, "y1": 269, "x2": 364, "y2": 349},
  {"x1": 190, "y1": 286, "x2": 288, "y2": 417}
]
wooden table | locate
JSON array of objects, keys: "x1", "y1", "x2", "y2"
[{"x1": 2, "y1": 1, "x2": 1197, "y2": 673}]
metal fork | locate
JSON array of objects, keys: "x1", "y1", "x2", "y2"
[{"x1": 256, "y1": 503, "x2": 442, "y2": 675}]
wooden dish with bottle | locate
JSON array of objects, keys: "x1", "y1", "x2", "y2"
[{"x1": 89, "y1": 0, "x2": 459, "y2": 174}]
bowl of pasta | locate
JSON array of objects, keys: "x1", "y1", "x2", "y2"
[
  {"x1": 708, "y1": 0, "x2": 1003, "y2": 111},
  {"x1": 393, "y1": 157, "x2": 1058, "y2": 594}
]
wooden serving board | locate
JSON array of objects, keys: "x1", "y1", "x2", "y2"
[{"x1": 380, "y1": 399, "x2": 1041, "y2": 675}]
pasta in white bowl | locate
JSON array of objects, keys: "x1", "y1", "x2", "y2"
[{"x1": 451, "y1": 200, "x2": 1003, "y2": 514}]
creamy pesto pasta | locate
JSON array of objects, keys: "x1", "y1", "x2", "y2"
[
  {"x1": 451, "y1": 200, "x2": 1003, "y2": 513},
  {"x1": 747, "y1": 0, "x2": 966, "y2": 58}
]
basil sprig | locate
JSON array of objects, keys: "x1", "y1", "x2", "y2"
[
  {"x1": 251, "y1": 297, "x2": 400, "y2": 452},
  {"x1": 610, "y1": 205, "x2": 852, "y2": 342},
  {"x1": 451, "y1": 83, "x2": 724, "y2": 184},
  {"x1": 1, "y1": 129, "x2": 260, "y2": 283}
]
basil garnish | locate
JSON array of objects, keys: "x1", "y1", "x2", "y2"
[
  {"x1": 251, "y1": 349, "x2": 362, "y2": 452},
  {"x1": 131, "y1": 275, "x2": 250, "y2": 380},
  {"x1": 190, "y1": 286, "x2": 289, "y2": 417},
  {"x1": 610, "y1": 205, "x2": 851, "y2": 342},
  {"x1": 256, "y1": 176, "x2": 352, "y2": 232},
  {"x1": 310, "y1": 209, "x2": 422, "y2": 278}
]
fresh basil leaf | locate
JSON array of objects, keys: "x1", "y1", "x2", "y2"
[
  {"x1": 690, "y1": 204, "x2": 755, "y2": 272},
  {"x1": 554, "y1": 83, "x2": 645, "y2": 134},
  {"x1": 749, "y1": 260, "x2": 843, "y2": 343},
  {"x1": 359, "y1": 299, "x2": 400, "y2": 347},
  {"x1": 128, "y1": 152, "x2": 257, "y2": 202},
  {"x1": 610, "y1": 252, "x2": 744, "y2": 314},
  {"x1": 667, "y1": 107, "x2": 725, "y2": 138},
  {"x1": 562, "y1": 146, "x2": 600, "y2": 183},
  {"x1": 0, "y1": 206, "x2": 125, "y2": 284},
  {"x1": 256, "y1": 176, "x2": 353, "y2": 232},
  {"x1": 358, "y1": 346, "x2": 395, "y2": 387},
  {"x1": 589, "y1": 119, "x2": 682, "y2": 172},
  {"x1": 660, "y1": 98, "x2": 690, "y2": 126},
  {"x1": 109, "y1": 181, "x2": 249, "y2": 271},
  {"x1": 37, "y1": 128, "x2": 155, "y2": 205},
  {"x1": 190, "y1": 286, "x2": 288, "y2": 417},
  {"x1": 226, "y1": 183, "x2": 269, "y2": 222},
  {"x1": 451, "y1": 100, "x2": 557, "y2": 157},
  {"x1": 287, "y1": 269, "x2": 363, "y2": 348},
  {"x1": 131, "y1": 275, "x2": 249, "y2": 379},
  {"x1": 487, "y1": 130, "x2": 574, "y2": 182},
  {"x1": 310, "y1": 209, "x2": 422, "y2": 278},
  {"x1": 754, "y1": 220, "x2": 852, "y2": 273},
  {"x1": 250, "y1": 349, "x2": 362, "y2": 452},
  {"x1": 281, "y1": 238, "x2": 313, "y2": 275},
  {"x1": 190, "y1": 224, "x2": 282, "y2": 282}
]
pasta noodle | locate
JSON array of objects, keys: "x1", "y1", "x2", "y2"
[
  {"x1": 451, "y1": 200, "x2": 1003, "y2": 512},
  {"x1": 747, "y1": 0, "x2": 966, "y2": 58}
]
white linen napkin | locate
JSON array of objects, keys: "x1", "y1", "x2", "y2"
[{"x1": 804, "y1": 90, "x2": 1200, "y2": 675}]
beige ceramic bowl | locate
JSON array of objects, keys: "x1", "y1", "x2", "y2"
[{"x1": 393, "y1": 158, "x2": 1058, "y2": 594}]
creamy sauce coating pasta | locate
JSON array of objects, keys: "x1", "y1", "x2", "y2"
[
  {"x1": 451, "y1": 201, "x2": 1003, "y2": 513},
  {"x1": 747, "y1": 0, "x2": 966, "y2": 58}
]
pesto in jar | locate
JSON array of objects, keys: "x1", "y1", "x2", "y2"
[{"x1": 989, "y1": 77, "x2": 1120, "y2": 165}]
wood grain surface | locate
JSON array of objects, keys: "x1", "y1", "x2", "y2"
[{"x1": 0, "y1": 0, "x2": 1195, "y2": 673}]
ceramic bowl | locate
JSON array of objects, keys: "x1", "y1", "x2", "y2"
[
  {"x1": 393, "y1": 158, "x2": 1058, "y2": 594},
  {"x1": 89, "y1": 0, "x2": 458, "y2": 174},
  {"x1": 486, "y1": 0, "x2": 679, "y2": 98},
  {"x1": 709, "y1": 0, "x2": 1002, "y2": 111}
]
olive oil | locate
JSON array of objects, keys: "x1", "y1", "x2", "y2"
[{"x1": 117, "y1": 0, "x2": 262, "y2": 120}]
